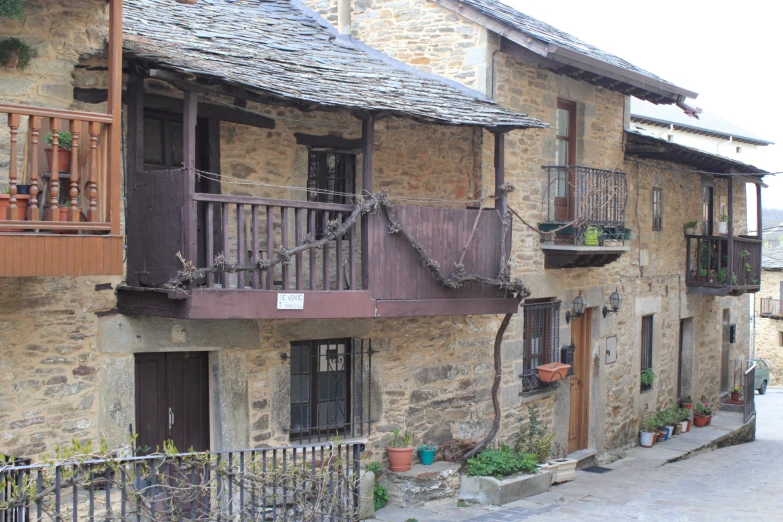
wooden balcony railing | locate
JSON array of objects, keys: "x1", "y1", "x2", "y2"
[
  {"x1": 760, "y1": 298, "x2": 783, "y2": 318},
  {"x1": 0, "y1": 104, "x2": 123, "y2": 276},
  {"x1": 685, "y1": 234, "x2": 761, "y2": 296}
]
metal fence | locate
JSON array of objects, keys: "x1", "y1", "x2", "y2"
[{"x1": 0, "y1": 443, "x2": 363, "y2": 521}]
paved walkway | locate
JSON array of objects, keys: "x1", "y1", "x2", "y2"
[{"x1": 374, "y1": 390, "x2": 781, "y2": 521}]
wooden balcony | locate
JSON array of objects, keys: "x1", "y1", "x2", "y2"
[
  {"x1": 760, "y1": 298, "x2": 783, "y2": 319},
  {"x1": 685, "y1": 235, "x2": 761, "y2": 296},
  {"x1": 0, "y1": 104, "x2": 123, "y2": 277},
  {"x1": 118, "y1": 169, "x2": 515, "y2": 319},
  {"x1": 538, "y1": 165, "x2": 629, "y2": 269}
]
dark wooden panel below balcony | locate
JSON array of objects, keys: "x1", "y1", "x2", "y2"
[
  {"x1": 541, "y1": 244, "x2": 629, "y2": 269},
  {"x1": 0, "y1": 234, "x2": 124, "y2": 277}
]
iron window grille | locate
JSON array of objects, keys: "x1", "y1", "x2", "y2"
[
  {"x1": 520, "y1": 300, "x2": 561, "y2": 394},
  {"x1": 640, "y1": 315, "x2": 654, "y2": 391},
  {"x1": 652, "y1": 187, "x2": 663, "y2": 231},
  {"x1": 287, "y1": 338, "x2": 373, "y2": 443},
  {"x1": 307, "y1": 151, "x2": 356, "y2": 239}
]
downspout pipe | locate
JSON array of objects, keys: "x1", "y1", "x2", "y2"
[{"x1": 338, "y1": 0, "x2": 351, "y2": 37}]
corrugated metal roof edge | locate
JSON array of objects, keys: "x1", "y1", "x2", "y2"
[{"x1": 630, "y1": 115, "x2": 775, "y2": 146}]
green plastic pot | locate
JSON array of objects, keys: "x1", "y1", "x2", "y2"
[
  {"x1": 418, "y1": 446, "x2": 437, "y2": 465},
  {"x1": 584, "y1": 226, "x2": 600, "y2": 246}
]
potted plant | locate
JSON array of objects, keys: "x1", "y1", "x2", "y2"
[
  {"x1": 730, "y1": 385, "x2": 740, "y2": 402},
  {"x1": 417, "y1": 445, "x2": 437, "y2": 466},
  {"x1": 663, "y1": 407, "x2": 677, "y2": 438},
  {"x1": 44, "y1": 130, "x2": 73, "y2": 174},
  {"x1": 640, "y1": 368, "x2": 656, "y2": 392},
  {"x1": 693, "y1": 402, "x2": 713, "y2": 427},
  {"x1": 639, "y1": 415, "x2": 657, "y2": 448},
  {"x1": 679, "y1": 408, "x2": 691, "y2": 433},
  {"x1": 698, "y1": 267, "x2": 708, "y2": 283},
  {"x1": 544, "y1": 442, "x2": 577, "y2": 483},
  {"x1": 0, "y1": 37, "x2": 32, "y2": 70},
  {"x1": 682, "y1": 396, "x2": 692, "y2": 410},
  {"x1": 683, "y1": 220, "x2": 699, "y2": 236},
  {"x1": 717, "y1": 214, "x2": 729, "y2": 234},
  {"x1": 535, "y1": 361, "x2": 571, "y2": 383},
  {"x1": 386, "y1": 427, "x2": 415, "y2": 472}
]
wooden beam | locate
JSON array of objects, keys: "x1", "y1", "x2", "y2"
[
  {"x1": 107, "y1": 0, "x2": 123, "y2": 234},
  {"x1": 294, "y1": 133, "x2": 361, "y2": 150},
  {"x1": 757, "y1": 183, "x2": 763, "y2": 239},
  {"x1": 143, "y1": 93, "x2": 275, "y2": 129},
  {"x1": 494, "y1": 132, "x2": 506, "y2": 212},
  {"x1": 125, "y1": 72, "x2": 145, "y2": 176},
  {"x1": 182, "y1": 91, "x2": 198, "y2": 265},
  {"x1": 727, "y1": 175, "x2": 734, "y2": 291},
  {"x1": 361, "y1": 115, "x2": 374, "y2": 291}
]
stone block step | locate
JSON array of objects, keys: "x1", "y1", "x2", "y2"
[{"x1": 567, "y1": 448, "x2": 597, "y2": 470}]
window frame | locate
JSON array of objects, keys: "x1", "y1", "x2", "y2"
[
  {"x1": 652, "y1": 187, "x2": 663, "y2": 231},
  {"x1": 555, "y1": 99, "x2": 577, "y2": 167},
  {"x1": 306, "y1": 150, "x2": 357, "y2": 239},
  {"x1": 640, "y1": 315, "x2": 654, "y2": 391},
  {"x1": 522, "y1": 299, "x2": 561, "y2": 372}
]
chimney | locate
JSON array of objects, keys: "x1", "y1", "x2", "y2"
[{"x1": 338, "y1": 0, "x2": 351, "y2": 37}]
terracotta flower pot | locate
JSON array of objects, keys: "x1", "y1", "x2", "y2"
[
  {"x1": 386, "y1": 446, "x2": 414, "y2": 472},
  {"x1": 652, "y1": 432, "x2": 659, "y2": 445},
  {"x1": 693, "y1": 415, "x2": 710, "y2": 427},
  {"x1": 535, "y1": 362, "x2": 572, "y2": 383},
  {"x1": 45, "y1": 148, "x2": 72, "y2": 174},
  {"x1": 683, "y1": 403, "x2": 692, "y2": 409},
  {"x1": 730, "y1": 392, "x2": 740, "y2": 401}
]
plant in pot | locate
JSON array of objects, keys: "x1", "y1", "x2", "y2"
[
  {"x1": 683, "y1": 220, "x2": 699, "y2": 236},
  {"x1": 717, "y1": 214, "x2": 729, "y2": 234},
  {"x1": 662, "y1": 407, "x2": 678, "y2": 437},
  {"x1": 655, "y1": 412, "x2": 669, "y2": 441},
  {"x1": 44, "y1": 130, "x2": 73, "y2": 174},
  {"x1": 417, "y1": 445, "x2": 437, "y2": 466},
  {"x1": 0, "y1": 37, "x2": 32, "y2": 70},
  {"x1": 693, "y1": 402, "x2": 713, "y2": 427},
  {"x1": 386, "y1": 427, "x2": 415, "y2": 472},
  {"x1": 730, "y1": 385, "x2": 741, "y2": 402},
  {"x1": 698, "y1": 267, "x2": 708, "y2": 283},
  {"x1": 679, "y1": 408, "x2": 691, "y2": 433},
  {"x1": 640, "y1": 368, "x2": 656, "y2": 392},
  {"x1": 682, "y1": 396, "x2": 692, "y2": 409},
  {"x1": 639, "y1": 414, "x2": 658, "y2": 448}
]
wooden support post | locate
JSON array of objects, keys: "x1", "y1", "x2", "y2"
[
  {"x1": 7, "y1": 113, "x2": 19, "y2": 221},
  {"x1": 49, "y1": 118, "x2": 60, "y2": 219},
  {"x1": 126, "y1": 71, "x2": 145, "y2": 178},
  {"x1": 494, "y1": 132, "x2": 506, "y2": 213},
  {"x1": 29, "y1": 116, "x2": 40, "y2": 221},
  {"x1": 107, "y1": 0, "x2": 123, "y2": 233},
  {"x1": 68, "y1": 120, "x2": 80, "y2": 222},
  {"x1": 361, "y1": 115, "x2": 374, "y2": 291},
  {"x1": 182, "y1": 90, "x2": 198, "y2": 264},
  {"x1": 727, "y1": 176, "x2": 734, "y2": 289},
  {"x1": 757, "y1": 183, "x2": 763, "y2": 240}
]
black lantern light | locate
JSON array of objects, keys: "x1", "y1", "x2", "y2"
[
  {"x1": 565, "y1": 291, "x2": 587, "y2": 323},
  {"x1": 603, "y1": 287, "x2": 623, "y2": 318}
]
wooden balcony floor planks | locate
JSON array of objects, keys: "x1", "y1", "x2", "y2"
[{"x1": 0, "y1": 235, "x2": 123, "y2": 277}]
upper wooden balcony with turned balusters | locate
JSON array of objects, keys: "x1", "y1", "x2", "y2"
[{"x1": 0, "y1": 0, "x2": 123, "y2": 278}]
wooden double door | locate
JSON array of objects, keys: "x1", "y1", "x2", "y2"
[
  {"x1": 568, "y1": 309, "x2": 591, "y2": 453},
  {"x1": 134, "y1": 352, "x2": 210, "y2": 454}
]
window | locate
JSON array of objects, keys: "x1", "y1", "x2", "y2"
[
  {"x1": 736, "y1": 146, "x2": 743, "y2": 154},
  {"x1": 307, "y1": 151, "x2": 356, "y2": 237},
  {"x1": 702, "y1": 184, "x2": 714, "y2": 235},
  {"x1": 289, "y1": 338, "x2": 372, "y2": 442},
  {"x1": 143, "y1": 110, "x2": 185, "y2": 169},
  {"x1": 554, "y1": 100, "x2": 576, "y2": 199},
  {"x1": 652, "y1": 187, "x2": 663, "y2": 231},
  {"x1": 667, "y1": 134, "x2": 674, "y2": 142},
  {"x1": 521, "y1": 300, "x2": 561, "y2": 393},
  {"x1": 640, "y1": 315, "x2": 654, "y2": 391}
]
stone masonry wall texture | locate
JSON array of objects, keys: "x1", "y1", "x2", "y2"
[{"x1": 755, "y1": 269, "x2": 783, "y2": 385}]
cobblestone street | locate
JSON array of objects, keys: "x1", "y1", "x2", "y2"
[{"x1": 376, "y1": 389, "x2": 782, "y2": 521}]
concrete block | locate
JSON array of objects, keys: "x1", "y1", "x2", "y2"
[
  {"x1": 382, "y1": 461, "x2": 460, "y2": 507},
  {"x1": 459, "y1": 471, "x2": 552, "y2": 506},
  {"x1": 358, "y1": 470, "x2": 375, "y2": 520}
]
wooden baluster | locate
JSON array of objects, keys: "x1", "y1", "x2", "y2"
[
  {"x1": 309, "y1": 210, "x2": 316, "y2": 290},
  {"x1": 222, "y1": 202, "x2": 229, "y2": 288},
  {"x1": 29, "y1": 116, "x2": 41, "y2": 221},
  {"x1": 295, "y1": 208, "x2": 302, "y2": 290},
  {"x1": 87, "y1": 122, "x2": 99, "y2": 222},
  {"x1": 68, "y1": 121, "x2": 80, "y2": 222},
  {"x1": 322, "y1": 210, "x2": 330, "y2": 290},
  {"x1": 206, "y1": 203, "x2": 214, "y2": 288},
  {"x1": 281, "y1": 207, "x2": 289, "y2": 290},
  {"x1": 266, "y1": 206, "x2": 274, "y2": 289},
  {"x1": 252, "y1": 205, "x2": 259, "y2": 289},
  {"x1": 336, "y1": 213, "x2": 343, "y2": 290},
  {"x1": 237, "y1": 204, "x2": 245, "y2": 289},
  {"x1": 349, "y1": 212, "x2": 356, "y2": 290},
  {"x1": 7, "y1": 113, "x2": 20, "y2": 221},
  {"x1": 49, "y1": 118, "x2": 60, "y2": 219}
]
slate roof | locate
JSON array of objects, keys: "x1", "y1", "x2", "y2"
[
  {"x1": 122, "y1": 0, "x2": 547, "y2": 130},
  {"x1": 439, "y1": 0, "x2": 695, "y2": 102},
  {"x1": 631, "y1": 98, "x2": 774, "y2": 146},
  {"x1": 762, "y1": 247, "x2": 783, "y2": 270}
]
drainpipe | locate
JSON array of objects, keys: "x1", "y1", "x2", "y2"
[{"x1": 338, "y1": 0, "x2": 351, "y2": 37}]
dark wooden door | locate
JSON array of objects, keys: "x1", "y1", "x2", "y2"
[
  {"x1": 135, "y1": 352, "x2": 210, "y2": 454},
  {"x1": 568, "y1": 308, "x2": 591, "y2": 453}
]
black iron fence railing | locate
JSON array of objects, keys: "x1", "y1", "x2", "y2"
[
  {"x1": 0, "y1": 443, "x2": 362, "y2": 522},
  {"x1": 744, "y1": 362, "x2": 756, "y2": 423},
  {"x1": 541, "y1": 165, "x2": 627, "y2": 245},
  {"x1": 760, "y1": 298, "x2": 783, "y2": 317}
]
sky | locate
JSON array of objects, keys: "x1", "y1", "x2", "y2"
[{"x1": 503, "y1": 0, "x2": 783, "y2": 208}]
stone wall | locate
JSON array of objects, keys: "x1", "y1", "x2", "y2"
[{"x1": 754, "y1": 269, "x2": 783, "y2": 385}]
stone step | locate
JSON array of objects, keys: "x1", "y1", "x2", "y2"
[
  {"x1": 567, "y1": 448, "x2": 597, "y2": 470},
  {"x1": 381, "y1": 461, "x2": 461, "y2": 508}
]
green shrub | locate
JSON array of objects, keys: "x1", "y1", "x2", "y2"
[
  {"x1": 365, "y1": 461, "x2": 382, "y2": 475},
  {"x1": 44, "y1": 131, "x2": 73, "y2": 151},
  {"x1": 388, "y1": 426, "x2": 415, "y2": 448},
  {"x1": 640, "y1": 368, "x2": 656, "y2": 391},
  {"x1": 373, "y1": 482, "x2": 388, "y2": 510},
  {"x1": 0, "y1": 0, "x2": 24, "y2": 22},
  {"x1": 0, "y1": 37, "x2": 32, "y2": 70},
  {"x1": 466, "y1": 445, "x2": 538, "y2": 479}
]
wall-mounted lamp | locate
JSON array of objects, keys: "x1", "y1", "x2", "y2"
[
  {"x1": 603, "y1": 288, "x2": 623, "y2": 318},
  {"x1": 565, "y1": 291, "x2": 587, "y2": 323}
]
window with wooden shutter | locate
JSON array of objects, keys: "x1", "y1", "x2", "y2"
[
  {"x1": 640, "y1": 315, "x2": 654, "y2": 391},
  {"x1": 652, "y1": 187, "x2": 663, "y2": 231}
]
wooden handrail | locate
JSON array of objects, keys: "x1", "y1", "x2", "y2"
[
  {"x1": 0, "y1": 221, "x2": 112, "y2": 231},
  {"x1": 193, "y1": 193, "x2": 354, "y2": 212},
  {"x1": 0, "y1": 103, "x2": 113, "y2": 124}
]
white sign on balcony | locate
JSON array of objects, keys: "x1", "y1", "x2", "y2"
[{"x1": 277, "y1": 293, "x2": 304, "y2": 310}]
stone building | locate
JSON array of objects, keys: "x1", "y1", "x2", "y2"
[
  {"x1": 755, "y1": 247, "x2": 783, "y2": 386},
  {"x1": 0, "y1": 0, "x2": 767, "y2": 471}
]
